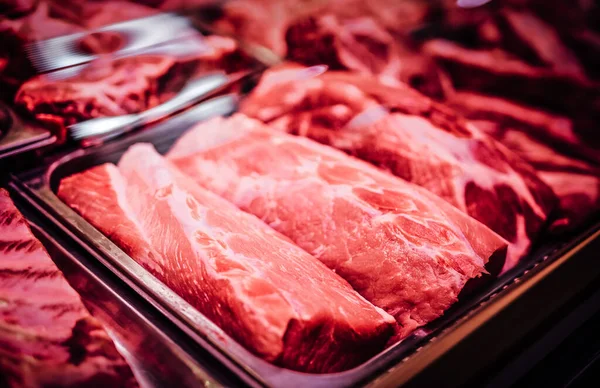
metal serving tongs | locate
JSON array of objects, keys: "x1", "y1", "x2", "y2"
[{"x1": 68, "y1": 71, "x2": 236, "y2": 147}]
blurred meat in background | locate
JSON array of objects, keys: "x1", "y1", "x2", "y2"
[{"x1": 214, "y1": 0, "x2": 600, "y2": 234}]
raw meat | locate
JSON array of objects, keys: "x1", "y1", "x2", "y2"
[
  {"x1": 212, "y1": 0, "x2": 323, "y2": 58},
  {"x1": 241, "y1": 66, "x2": 556, "y2": 270},
  {"x1": 0, "y1": 189, "x2": 137, "y2": 388},
  {"x1": 66, "y1": 1, "x2": 158, "y2": 29},
  {"x1": 422, "y1": 39, "x2": 599, "y2": 119},
  {"x1": 6, "y1": 0, "x2": 248, "y2": 124},
  {"x1": 15, "y1": 55, "x2": 175, "y2": 126},
  {"x1": 449, "y1": 92, "x2": 600, "y2": 231},
  {"x1": 0, "y1": 2, "x2": 82, "y2": 99},
  {"x1": 58, "y1": 145, "x2": 395, "y2": 373},
  {"x1": 498, "y1": 10, "x2": 586, "y2": 78},
  {"x1": 168, "y1": 114, "x2": 508, "y2": 338},
  {"x1": 285, "y1": 13, "x2": 443, "y2": 96},
  {"x1": 14, "y1": 34, "x2": 245, "y2": 128},
  {"x1": 448, "y1": 91, "x2": 600, "y2": 164},
  {"x1": 212, "y1": 0, "x2": 442, "y2": 96},
  {"x1": 325, "y1": 0, "x2": 433, "y2": 37},
  {"x1": 0, "y1": 2, "x2": 82, "y2": 42},
  {"x1": 0, "y1": 0, "x2": 37, "y2": 17},
  {"x1": 37, "y1": 1, "x2": 158, "y2": 30}
]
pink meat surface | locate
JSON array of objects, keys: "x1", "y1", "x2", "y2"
[
  {"x1": 422, "y1": 39, "x2": 599, "y2": 118},
  {"x1": 0, "y1": 2, "x2": 83, "y2": 98},
  {"x1": 241, "y1": 66, "x2": 556, "y2": 270},
  {"x1": 15, "y1": 55, "x2": 175, "y2": 126},
  {"x1": 58, "y1": 145, "x2": 394, "y2": 373},
  {"x1": 214, "y1": 0, "x2": 442, "y2": 96},
  {"x1": 14, "y1": 34, "x2": 247, "y2": 129},
  {"x1": 449, "y1": 105, "x2": 600, "y2": 231},
  {"x1": 0, "y1": 189, "x2": 137, "y2": 388},
  {"x1": 447, "y1": 91, "x2": 600, "y2": 231},
  {"x1": 168, "y1": 114, "x2": 508, "y2": 338}
]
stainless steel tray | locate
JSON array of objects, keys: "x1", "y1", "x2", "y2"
[
  {"x1": 10, "y1": 96, "x2": 600, "y2": 387},
  {"x1": 9, "y1": 196, "x2": 226, "y2": 388}
]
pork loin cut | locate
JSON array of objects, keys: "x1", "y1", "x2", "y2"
[
  {"x1": 241, "y1": 66, "x2": 556, "y2": 270},
  {"x1": 58, "y1": 145, "x2": 394, "y2": 373},
  {"x1": 168, "y1": 114, "x2": 508, "y2": 338},
  {"x1": 0, "y1": 189, "x2": 137, "y2": 388}
]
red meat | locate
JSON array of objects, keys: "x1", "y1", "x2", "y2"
[
  {"x1": 241, "y1": 66, "x2": 555, "y2": 270},
  {"x1": 285, "y1": 13, "x2": 443, "y2": 96},
  {"x1": 14, "y1": 33, "x2": 245, "y2": 128},
  {"x1": 0, "y1": 189, "x2": 137, "y2": 387},
  {"x1": 58, "y1": 145, "x2": 395, "y2": 373},
  {"x1": 168, "y1": 114, "x2": 508, "y2": 338},
  {"x1": 0, "y1": 2, "x2": 82, "y2": 99},
  {"x1": 15, "y1": 55, "x2": 175, "y2": 126},
  {"x1": 449, "y1": 92, "x2": 600, "y2": 231}
]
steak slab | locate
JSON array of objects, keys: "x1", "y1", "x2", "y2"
[
  {"x1": 168, "y1": 114, "x2": 508, "y2": 338},
  {"x1": 15, "y1": 55, "x2": 175, "y2": 127},
  {"x1": 241, "y1": 66, "x2": 556, "y2": 270},
  {"x1": 58, "y1": 145, "x2": 394, "y2": 373},
  {"x1": 0, "y1": 189, "x2": 137, "y2": 388}
]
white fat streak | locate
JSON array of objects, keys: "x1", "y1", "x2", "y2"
[
  {"x1": 107, "y1": 164, "x2": 166, "y2": 273},
  {"x1": 274, "y1": 134, "x2": 486, "y2": 270},
  {"x1": 168, "y1": 115, "x2": 250, "y2": 159},
  {"x1": 125, "y1": 145, "x2": 216, "y2": 249},
  {"x1": 124, "y1": 146, "x2": 290, "y2": 333},
  {"x1": 503, "y1": 214, "x2": 530, "y2": 272}
]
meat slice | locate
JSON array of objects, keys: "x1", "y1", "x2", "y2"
[
  {"x1": 8, "y1": 0, "x2": 248, "y2": 129},
  {"x1": 449, "y1": 92, "x2": 600, "y2": 231},
  {"x1": 14, "y1": 33, "x2": 248, "y2": 132},
  {"x1": 241, "y1": 66, "x2": 556, "y2": 270},
  {"x1": 422, "y1": 39, "x2": 600, "y2": 120},
  {"x1": 0, "y1": 189, "x2": 137, "y2": 387},
  {"x1": 168, "y1": 114, "x2": 508, "y2": 338},
  {"x1": 58, "y1": 145, "x2": 395, "y2": 373},
  {"x1": 482, "y1": 126, "x2": 600, "y2": 232},
  {"x1": 448, "y1": 91, "x2": 600, "y2": 164},
  {"x1": 285, "y1": 13, "x2": 442, "y2": 95},
  {"x1": 15, "y1": 54, "x2": 175, "y2": 127},
  {"x1": 498, "y1": 10, "x2": 586, "y2": 78}
]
